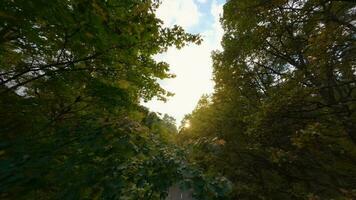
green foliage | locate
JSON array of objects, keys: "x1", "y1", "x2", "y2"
[
  {"x1": 0, "y1": 0, "x2": 225, "y2": 199},
  {"x1": 180, "y1": 0, "x2": 356, "y2": 199}
]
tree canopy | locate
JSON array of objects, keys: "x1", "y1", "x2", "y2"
[
  {"x1": 0, "y1": 0, "x2": 230, "y2": 199},
  {"x1": 179, "y1": 0, "x2": 356, "y2": 199},
  {"x1": 1, "y1": 0, "x2": 355, "y2": 199}
]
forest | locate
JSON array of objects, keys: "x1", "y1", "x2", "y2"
[{"x1": 0, "y1": 0, "x2": 355, "y2": 199}]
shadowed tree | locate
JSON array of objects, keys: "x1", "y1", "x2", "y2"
[{"x1": 180, "y1": 0, "x2": 356, "y2": 199}]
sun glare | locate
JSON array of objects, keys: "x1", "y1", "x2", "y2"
[{"x1": 184, "y1": 121, "x2": 191, "y2": 128}]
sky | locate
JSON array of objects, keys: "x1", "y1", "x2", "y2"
[{"x1": 143, "y1": 0, "x2": 225, "y2": 126}]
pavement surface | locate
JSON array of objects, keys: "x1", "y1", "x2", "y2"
[{"x1": 166, "y1": 185, "x2": 194, "y2": 200}]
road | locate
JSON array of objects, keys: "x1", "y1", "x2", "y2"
[{"x1": 166, "y1": 185, "x2": 194, "y2": 200}]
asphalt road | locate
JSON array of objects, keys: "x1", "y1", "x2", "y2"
[{"x1": 166, "y1": 185, "x2": 194, "y2": 200}]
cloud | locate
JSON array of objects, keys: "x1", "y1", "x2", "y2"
[
  {"x1": 144, "y1": 0, "x2": 225, "y2": 126},
  {"x1": 146, "y1": 42, "x2": 215, "y2": 124},
  {"x1": 202, "y1": 0, "x2": 224, "y2": 49},
  {"x1": 156, "y1": 0, "x2": 201, "y2": 30},
  {"x1": 196, "y1": 0, "x2": 208, "y2": 3}
]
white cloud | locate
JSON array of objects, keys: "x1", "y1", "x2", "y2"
[
  {"x1": 144, "y1": 0, "x2": 225, "y2": 126},
  {"x1": 203, "y1": 0, "x2": 224, "y2": 49},
  {"x1": 156, "y1": 0, "x2": 201, "y2": 30},
  {"x1": 145, "y1": 42, "x2": 215, "y2": 125},
  {"x1": 196, "y1": 0, "x2": 208, "y2": 3}
]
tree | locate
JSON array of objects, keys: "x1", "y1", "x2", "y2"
[
  {"x1": 0, "y1": 0, "x2": 207, "y2": 199},
  {"x1": 180, "y1": 0, "x2": 356, "y2": 199}
]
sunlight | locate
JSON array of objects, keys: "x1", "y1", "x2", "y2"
[
  {"x1": 143, "y1": 0, "x2": 225, "y2": 126},
  {"x1": 184, "y1": 121, "x2": 191, "y2": 128}
]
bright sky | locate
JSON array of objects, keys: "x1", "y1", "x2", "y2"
[{"x1": 143, "y1": 0, "x2": 225, "y2": 126}]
